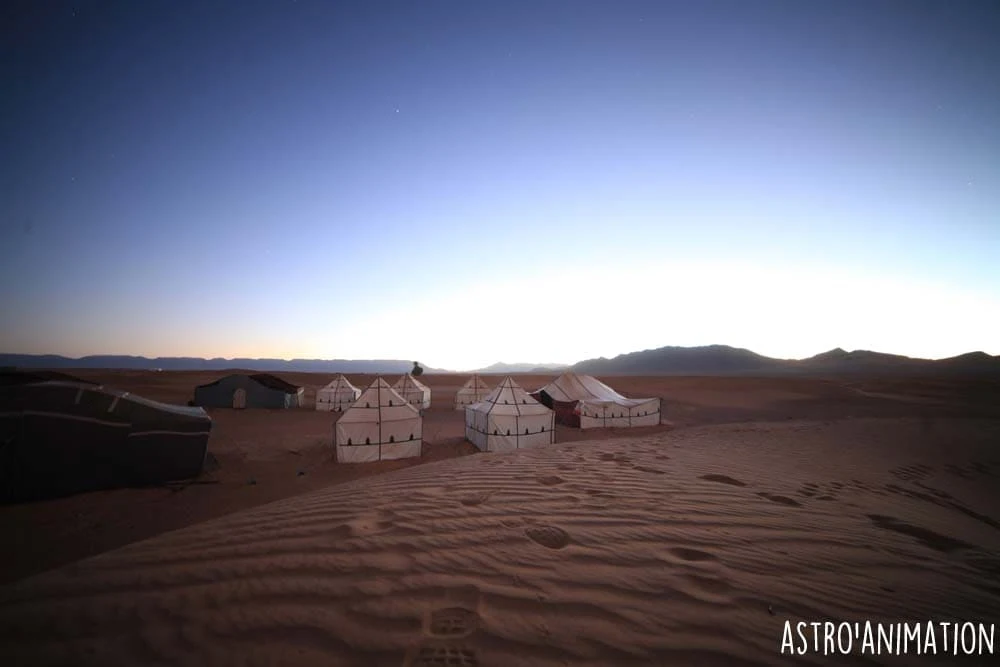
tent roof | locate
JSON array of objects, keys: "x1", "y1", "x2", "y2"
[
  {"x1": 249, "y1": 373, "x2": 301, "y2": 393},
  {"x1": 0, "y1": 370, "x2": 97, "y2": 386},
  {"x1": 535, "y1": 371, "x2": 653, "y2": 407},
  {"x1": 320, "y1": 374, "x2": 359, "y2": 391},
  {"x1": 393, "y1": 373, "x2": 429, "y2": 391},
  {"x1": 3, "y1": 380, "x2": 211, "y2": 423},
  {"x1": 458, "y1": 374, "x2": 491, "y2": 391},
  {"x1": 195, "y1": 373, "x2": 301, "y2": 394},
  {"x1": 470, "y1": 376, "x2": 551, "y2": 416},
  {"x1": 339, "y1": 377, "x2": 419, "y2": 423}
]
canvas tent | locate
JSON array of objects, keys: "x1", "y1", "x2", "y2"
[
  {"x1": 393, "y1": 373, "x2": 431, "y2": 410},
  {"x1": 465, "y1": 376, "x2": 555, "y2": 453},
  {"x1": 335, "y1": 377, "x2": 422, "y2": 463},
  {"x1": 454, "y1": 374, "x2": 491, "y2": 410},
  {"x1": 193, "y1": 373, "x2": 304, "y2": 409},
  {"x1": 315, "y1": 374, "x2": 361, "y2": 412},
  {"x1": 0, "y1": 371, "x2": 212, "y2": 502},
  {"x1": 530, "y1": 371, "x2": 661, "y2": 429}
]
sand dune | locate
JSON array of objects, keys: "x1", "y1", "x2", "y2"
[{"x1": 1, "y1": 417, "x2": 998, "y2": 666}]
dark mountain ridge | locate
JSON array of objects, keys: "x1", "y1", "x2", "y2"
[
  {"x1": 0, "y1": 354, "x2": 444, "y2": 375},
  {"x1": 3, "y1": 346, "x2": 998, "y2": 376},
  {"x1": 571, "y1": 345, "x2": 1000, "y2": 376}
]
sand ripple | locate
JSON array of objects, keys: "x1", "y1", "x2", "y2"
[{"x1": 1, "y1": 418, "x2": 998, "y2": 666}]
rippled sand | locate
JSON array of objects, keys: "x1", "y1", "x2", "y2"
[{"x1": 1, "y1": 417, "x2": 998, "y2": 666}]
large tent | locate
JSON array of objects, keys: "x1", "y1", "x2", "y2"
[
  {"x1": 193, "y1": 373, "x2": 304, "y2": 409},
  {"x1": 454, "y1": 374, "x2": 491, "y2": 410},
  {"x1": 0, "y1": 371, "x2": 212, "y2": 502},
  {"x1": 335, "y1": 377, "x2": 422, "y2": 463},
  {"x1": 393, "y1": 373, "x2": 431, "y2": 410},
  {"x1": 465, "y1": 376, "x2": 555, "y2": 453},
  {"x1": 530, "y1": 371, "x2": 661, "y2": 428},
  {"x1": 315, "y1": 374, "x2": 361, "y2": 412}
]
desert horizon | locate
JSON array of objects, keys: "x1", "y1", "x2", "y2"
[
  {"x1": 4, "y1": 0, "x2": 999, "y2": 663},
  {"x1": 4, "y1": 341, "x2": 1000, "y2": 377}
]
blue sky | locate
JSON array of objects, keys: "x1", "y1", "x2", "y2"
[{"x1": 2, "y1": 0, "x2": 998, "y2": 370}]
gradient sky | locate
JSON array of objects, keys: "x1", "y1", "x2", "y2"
[{"x1": 2, "y1": 0, "x2": 998, "y2": 371}]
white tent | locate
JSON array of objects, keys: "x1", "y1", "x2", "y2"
[
  {"x1": 315, "y1": 374, "x2": 361, "y2": 412},
  {"x1": 335, "y1": 377, "x2": 422, "y2": 463},
  {"x1": 532, "y1": 371, "x2": 661, "y2": 429},
  {"x1": 454, "y1": 374, "x2": 492, "y2": 410},
  {"x1": 465, "y1": 376, "x2": 555, "y2": 453},
  {"x1": 393, "y1": 373, "x2": 431, "y2": 410}
]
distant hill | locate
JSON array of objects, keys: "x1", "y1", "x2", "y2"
[
  {"x1": 472, "y1": 362, "x2": 571, "y2": 374},
  {"x1": 4, "y1": 347, "x2": 998, "y2": 377},
  {"x1": 0, "y1": 354, "x2": 448, "y2": 375},
  {"x1": 573, "y1": 345, "x2": 784, "y2": 375},
  {"x1": 571, "y1": 345, "x2": 1000, "y2": 376}
]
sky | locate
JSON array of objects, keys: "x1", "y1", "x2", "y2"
[{"x1": 1, "y1": 0, "x2": 998, "y2": 371}]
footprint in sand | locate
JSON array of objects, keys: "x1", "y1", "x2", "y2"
[
  {"x1": 757, "y1": 492, "x2": 802, "y2": 508},
  {"x1": 700, "y1": 474, "x2": 747, "y2": 487},
  {"x1": 670, "y1": 546, "x2": 717, "y2": 562},
  {"x1": 340, "y1": 514, "x2": 395, "y2": 537},
  {"x1": 459, "y1": 492, "x2": 492, "y2": 507},
  {"x1": 537, "y1": 475, "x2": 565, "y2": 486},
  {"x1": 525, "y1": 525, "x2": 571, "y2": 550},
  {"x1": 867, "y1": 514, "x2": 974, "y2": 554},
  {"x1": 427, "y1": 607, "x2": 480, "y2": 639},
  {"x1": 406, "y1": 642, "x2": 479, "y2": 667}
]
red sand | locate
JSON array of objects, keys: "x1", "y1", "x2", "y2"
[{"x1": 1, "y1": 372, "x2": 998, "y2": 665}]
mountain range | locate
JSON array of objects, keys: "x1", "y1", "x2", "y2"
[
  {"x1": 570, "y1": 345, "x2": 1000, "y2": 376},
  {"x1": 0, "y1": 355, "x2": 440, "y2": 375},
  {"x1": 2, "y1": 346, "x2": 999, "y2": 376}
]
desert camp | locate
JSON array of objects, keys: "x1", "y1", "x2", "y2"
[{"x1": 4, "y1": 1, "x2": 1000, "y2": 665}]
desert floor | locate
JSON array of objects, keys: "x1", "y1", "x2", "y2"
[{"x1": 1, "y1": 372, "x2": 999, "y2": 665}]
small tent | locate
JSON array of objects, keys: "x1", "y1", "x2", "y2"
[
  {"x1": 335, "y1": 377, "x2": 422, "y2": 463},
  {"x1": 393, "y1": 373, "x2": 431, "y2": 410},
  {"x1": 0, "y1": 372, "x2": 212, "y2": 502},
  {"x1": 465, "y1": 376, "x2": 555, "y2": 453},
  {"x1": 193, "y1": 373, "x2": 304, "y2": 409},
  {"x1": 454, "y1": 374, "x2": 491, "y2": 410},
  {"x1": 315, "y1": 374, "x2": 361, "y2": 412},
  {"x1": 530, "y1": 371, "x2": 660, "y2": 428}
]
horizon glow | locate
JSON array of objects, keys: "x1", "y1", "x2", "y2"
[{"x1": 2, "y1": 1, "x2": 999, "y2": 370}]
